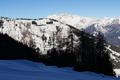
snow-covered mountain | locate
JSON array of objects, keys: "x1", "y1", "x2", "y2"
[
  {"x1": 0, "y1": 17, "x2": 80, "y2": 55},
  {"x1": 48, "y1": 13, "x2": 120, "y2": 47},
  {"x1": 1, "y1": 14, "x2": 120, "y2": 53},
  {"x1": 0, "y1": 13, "x2": 120, "y2": 76}
]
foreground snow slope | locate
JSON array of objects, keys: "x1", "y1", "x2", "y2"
[{"x1": 0, "y1": 60, "x2": 118, "y2": 80}]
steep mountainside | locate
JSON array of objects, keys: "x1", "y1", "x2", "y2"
[{"x1": 0, "y1": 17, "x2": 80, "y2": 54}]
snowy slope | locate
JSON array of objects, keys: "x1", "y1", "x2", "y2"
[
  {"x1": 1, "y1": 14, "x2": 120, "y2": 76},
  {"x1": 0, "y1": 60, "x2": 118, "y2": 80}
]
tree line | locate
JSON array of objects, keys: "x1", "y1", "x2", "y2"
[{"x1": 39, "y1": 28, "x2": 114, "y2": 76}]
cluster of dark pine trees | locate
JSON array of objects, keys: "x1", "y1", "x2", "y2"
[
  {"x1": 0, "y1": 33, "x2": 39, "y2": 60},
  {"x1": 40, "y1": 29, "x2": 114, "y2": 76},
  {"x1": 74, "y1": 31, "x2": 114, "y2": 75}
]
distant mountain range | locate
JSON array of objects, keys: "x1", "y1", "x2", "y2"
[
  {"x1": 0, "y1": 13, "x2": 120, "y2": 76},
  {"x1": 48, "y1": 13, "x2": 120, "y2": 48}
]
